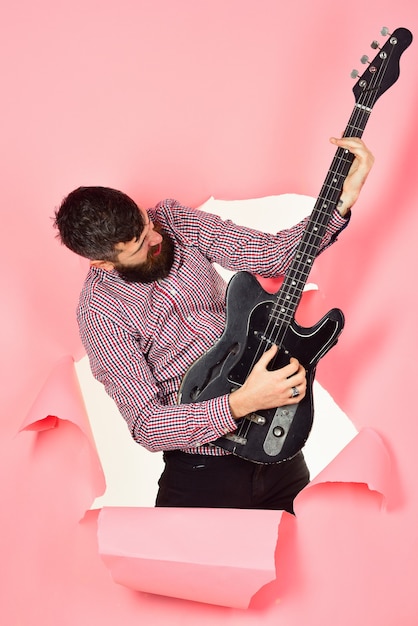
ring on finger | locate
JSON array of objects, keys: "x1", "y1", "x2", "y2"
[{"x1": 291, "y1": 386, "x2": 300, "y2": 398}]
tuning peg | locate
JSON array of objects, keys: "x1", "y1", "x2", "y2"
[
  {"x1": 360, "y1": 55, "x2": 370, "y2": 64},
  {"x1": 372, "y1": 27, "x2": 392, "y2": 49},
  {"x1": 351, "y1": 69, "x2": 360, "y2": 79}
]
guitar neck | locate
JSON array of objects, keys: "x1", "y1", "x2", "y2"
[
  {"x1": 295, "y1": 105, "x2": 370, "y2": 274},
  {"x1": 269, "y1": 26, "x2": 412, "y2": 333},
  {"x1": 314, "y1": 102, "x2": 370, "y2": 222},
  {"x1": 271, "y1": 105, "x2": 371, "y2": 329}
]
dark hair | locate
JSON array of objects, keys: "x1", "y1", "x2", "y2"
[{"x1": 53, "y1": 186, "x2": 145, "y2": 260}]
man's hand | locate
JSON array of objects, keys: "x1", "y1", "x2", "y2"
[
  {"x1": 228, "y1": 344, "x2": 307, "y2": 419},
  {"x1": 329, "y1": 137, "x2": 374, "y2": 216}
]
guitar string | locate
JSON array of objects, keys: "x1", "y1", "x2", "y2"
[
  {"x1": 264, "y1": 44, "x2": 391, "y2": 349},
  {"x1": 233, "y1": 43, "x2": 393, "y2": 443}
]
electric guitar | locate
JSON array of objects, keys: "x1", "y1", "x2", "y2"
[{"x1": 178, "y1": 27, "x2": 413, "y2": 464}]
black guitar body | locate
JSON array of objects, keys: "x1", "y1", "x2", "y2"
[{"x1": 178, "y1": 271, "x2": 344, "y2": 463}]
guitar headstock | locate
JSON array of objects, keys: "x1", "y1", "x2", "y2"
[{"x1": 351, "y1": 27, "x2": 413, "y2": 107}]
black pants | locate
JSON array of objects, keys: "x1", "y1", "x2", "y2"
[{"x1": 155, "y1": 451, "x2": 310, "y2": 513}]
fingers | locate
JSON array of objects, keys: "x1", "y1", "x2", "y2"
[
  {"x1": 328, "y1": 137, "x2": 374, "y2": 214},
  {"x1": 256, "y1": 345, "x2": 304, "y2": 382},
  {"x1": 230, "y1": 346, "x2": 307, "y2": 417},
  {"x1": 286, "y1": 358, "x2": 307, "y2": 401},
  {"x1": 256, "y1": 346, "x2": 302, "y2": 379},
  {"x1": 259, "y1": 348, "x2": 307, "y2": 402},
  {"x1": 329, "y1": 136, "x2": 364, "y2": 150},
  {"x1": 329, "y1": 136, "x2": 374, "y2": 164},
  {"x1": 256, "y1": 343, "x2": 278, "y2": 367}
]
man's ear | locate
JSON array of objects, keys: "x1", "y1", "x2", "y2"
[{"x1": 90, "y1": 259, "x2": 115, "y2": 272}]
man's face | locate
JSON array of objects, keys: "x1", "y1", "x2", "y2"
[{"x1": 111, "y1": 210, "x2": 175, "y2": 283}]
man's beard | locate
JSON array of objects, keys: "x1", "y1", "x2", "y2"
[{"x1": 114, "y1": 224, "x2": 175, "y2": 284}]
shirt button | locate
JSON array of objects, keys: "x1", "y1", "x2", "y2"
[
  {"x1": 186, "y1": 315, "x2": 193, "y2": 322},
  {"x1": 170, "y1": 288, "x2": 177, "y2": 296}
]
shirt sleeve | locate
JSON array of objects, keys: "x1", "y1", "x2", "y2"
[
  {"x1": 79, "y1": 305, "x2": 238, "y2": 452},
  {"x1": 154, "y1": 199, "x2": 350, "y2": 277}
]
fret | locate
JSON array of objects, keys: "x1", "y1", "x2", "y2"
[
  {"x1": 346, "y1": 124, "x2": 368, "y2": 135},
  {"x1": 346, "y1": 121, "x2": 368, "y2": 135}
]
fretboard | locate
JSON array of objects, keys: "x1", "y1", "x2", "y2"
[{"x1": 270, "y1": 106, "x2": 372, "y2": 335}]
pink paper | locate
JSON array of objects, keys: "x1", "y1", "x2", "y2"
[
  {"x1": 20, "y1": 355, "x2": 94, "y2": 440},
  {"x1": 98, "y1": 506, "x2": 282, "y2": 608},
  {"x1": 18, "y1": 355, "x2": 106, "y2": 510},
  {"x1": 296, "y1": 428, "x2": 391, "y2": 509}
]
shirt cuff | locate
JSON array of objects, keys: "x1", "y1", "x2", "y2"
[{"x1": 207, "y1": 394, "x2": 237, "y2": 438}]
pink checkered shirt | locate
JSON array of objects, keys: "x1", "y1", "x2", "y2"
[{"x1": 77, "y1": 199, "x2": 348, "y2": 455}]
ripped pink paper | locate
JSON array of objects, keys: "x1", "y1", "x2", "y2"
[
  {"x1": 19, "y1": 355, "x2": 106, "y2": 510},
  {"x1": 95, "y1": 428, "x2": 391, "y2": 609},
  {"x1": 98, "y1": 506, "x2": 281, "y2": 608},
  {"x1": 20, "y1": 355, "x2": 95, "y2": 440},
  {"x1": 298, "y1": 427, "x2": 392, "y2": 506}
]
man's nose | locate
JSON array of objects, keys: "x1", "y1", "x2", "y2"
[{"x1": 149, "y1": 226, "x2": 163, "y2": 246}]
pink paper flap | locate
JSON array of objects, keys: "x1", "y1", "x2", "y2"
[
  {"x1": 19, "y1": 355, "x2": 95, "y2": 445},
  {"x1": 18, "y1": 355, "x2": 106, "y2": 511},
  {"x1": 296, "y1": 428, "x2": 391, "y2": 508},
  {"x1": 98, "y1": 506, "x2": 282, "y2": 608}
]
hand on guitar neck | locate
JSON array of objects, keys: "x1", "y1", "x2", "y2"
[
  {"x1": 228, "y1": 344, "x2": 307, "y2": 420},
  {"x1": 329, "y1": 137, "x2": 374, "y2": 216}
]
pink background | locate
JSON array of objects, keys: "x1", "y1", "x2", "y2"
[{"x1": 1, "y1": 1, "x2": 418, "y2": 624}]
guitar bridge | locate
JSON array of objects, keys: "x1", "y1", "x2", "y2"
[
  {"x1": 223, "y1": 433, "x2": 247, "y2": 446},
  {"x1": 244, "y1": 412, "x2": 266, "y2": 425}
]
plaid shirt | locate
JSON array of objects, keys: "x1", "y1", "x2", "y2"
[{"x1": 78, "y1": 199, "x2": 348, "y2": 455}]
